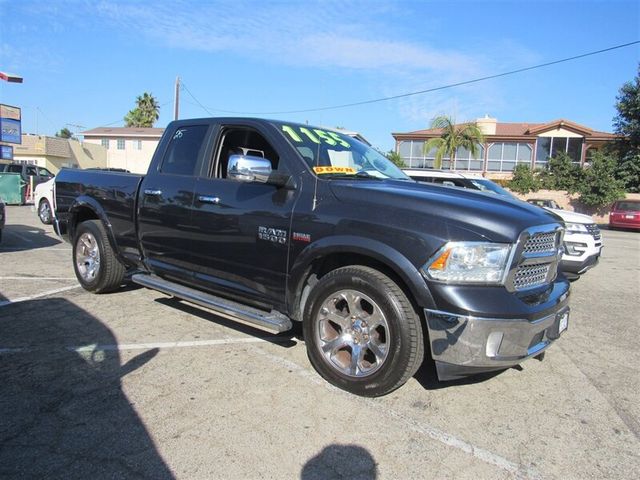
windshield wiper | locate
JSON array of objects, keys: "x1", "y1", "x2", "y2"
[{"x1": 322, "y1": 171, "x2": 384, "y2": 180}]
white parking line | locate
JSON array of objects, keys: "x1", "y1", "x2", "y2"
[
  {"x1": 0, "y1": 337, "x2": 278, "y2": 355},
  {"x1": 0, "y1": 248, "x2": 71, "y2": 252},
  {"x1": 0, "y1": 277, "x2": 77, "y2": 281},
  {"x1": 71, "y1": 337, "x2": 272, "y2": 352},
  {"x1": 0, "y1": 285, "x2": 81, "y2": 308}
]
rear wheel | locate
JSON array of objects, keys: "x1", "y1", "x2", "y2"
[
  {"x1": 38, "y1": 199, "x2": 53, "y2": 224},
  {"x1": 73, "y1": 220, "x2": 125, "y2": 293},
  {"x1": 303, "y1": 266, "x2": 424, "y2": 397}
]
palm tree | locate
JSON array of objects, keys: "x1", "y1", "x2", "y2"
[
  {"x1": 124, "y1": 92, "x2": 160, "y2": 127},
  {"x1": 423, "y1": 115, "x2": 485, "y2": 170}
]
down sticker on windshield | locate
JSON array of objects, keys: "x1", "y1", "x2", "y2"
[{"x1": 313, "y1": 166, "x2": 356, "y2": 175}]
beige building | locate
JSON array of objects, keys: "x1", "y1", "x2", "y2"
[
  {"x1": 81, "y1": 127, "x2": 163, "y2": 174},
  {"x1": 8, "y1": 134, "x2": 107, "y2": 174},
  {"x1": 392, "y1": 118, "x2": 617, "y2": 179}
]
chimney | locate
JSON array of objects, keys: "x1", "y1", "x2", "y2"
[{"x1": 476, "y1": 115, "x2": 497, "y2": 135}]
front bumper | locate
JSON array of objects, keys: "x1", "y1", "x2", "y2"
[
  {"x1": 560, "y1": 253, "x2": 600, "y2": 278},
  {"x1": 425, "y1": 303, "x2": 570, "y2": 381}
]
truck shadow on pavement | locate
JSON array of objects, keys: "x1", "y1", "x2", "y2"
[
  {"x1": 301, "y1": 444, "x2": 377, "y2": 479},
  {"x1": 0, "y1": 223, "x2": 62, "y2": 251},
  {"x1": 0, "y1": 298, "x2": 175, "y2": 479}
]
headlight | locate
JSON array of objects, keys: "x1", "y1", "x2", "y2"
[
  {"x1": 564, "y1": 222, "x2": 588, "y2": 233},
  {"x1": 423, "y1": 242, "x2": 512, "y2": 284}
]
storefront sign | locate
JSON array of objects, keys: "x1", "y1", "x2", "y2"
[{"x1": 0, "y1": 104, "x2": 22, "y2": 144}]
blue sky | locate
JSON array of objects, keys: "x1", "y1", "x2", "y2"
[{"x1": 1, "y1": 0, "x2": 638, "y2": 151}]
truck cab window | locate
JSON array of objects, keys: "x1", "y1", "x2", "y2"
[
  {"x1": 160, "y1": 125, "x2": 209, "y2": 176},
  {"x1": 214, "y1": 128, "x2": 279, "y2": 179}
]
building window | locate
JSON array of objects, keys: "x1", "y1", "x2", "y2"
[
  {"x1": 117, "y1": 139, "x2": 125, "y2": 150},
  {"x1": 488, "y1": 142, "x2": 532, "y2": 172},
  {"x1": 454, "y1": 145, "x2": 484, "y2": 171},
  {"x1": 101, "y1": 138, "x2": 109, "y2": 149},
  {"x1": 536, "y1": 137, "x2": 583, "y2": 166},
  {"x1": 134, "y1": 140, "x2": 142, "y2": 150}
]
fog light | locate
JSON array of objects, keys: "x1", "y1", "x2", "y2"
[{"x1": 564, "y1": 241, "x2": 587, "y2": 256}]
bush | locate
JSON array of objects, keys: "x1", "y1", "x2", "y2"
[
  {"x1": 540, "y1": 152, "x2": 583, "y2": 192},
  {"x1": 509, "y1": 164, "x2": 541, "y2": 194},
  {"x1": 578, "y1": 151, "x2": 625, "y2": 207},
  {"x1": 614, "y1": 151, "x2": 640, "y2": 193}
]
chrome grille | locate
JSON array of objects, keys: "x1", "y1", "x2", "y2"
[
  {"x1": 513, "y1": 263, "x2": 551, "y2": 290},
  {"x1": 523, "y1": 232, "x2": 558, "y2": 254},
  {"x1": 586, "y1": 223, "x2": 601, "y2": 240}
]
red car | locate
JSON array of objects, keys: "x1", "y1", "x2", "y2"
[{"x1": 609, "y1": 200, "x2": 640, "y2": 230}]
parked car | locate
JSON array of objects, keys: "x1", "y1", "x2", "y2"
[
  {"x1": 404, "y1": 169, "x2": 515, "y2": 197},
  {"x1": 34, "y1": 177, "x2": 55, "y2": 224},
  {"x1": 0, "y1": 197, "x2": 5, "y2": 243},
  {"x1": 55, "y1": 117, "x2": 570, "y2": 397},
  {"x1": 527, "y1": 198, "x2": 561, "y2": 209},
  {"x1": 609, "y1": 200, "x2": 640, "y2": 230}
]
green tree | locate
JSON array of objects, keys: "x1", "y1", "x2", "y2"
[
  {"x1": 577, "y1": 151, "x2": 625, "y2": 207},
  {"x1": 386, "y1": 150, "x2": 406, "y2": 168},
  {"x1": 540, "y1": 152, "x2": 583, "y2": 192},
  {"x1": 612, "y1": 65, "x2": 640, "y2": 191},
  {"x1": 509, "y1": 164, "x2": 541, "y2": 194},
  {"x1": 423, "y1": 115, "x2": 484, "y2": 169},
  {"x1": 55, "y1": 127, "x2": 73, "y2": 139},
  {"x1": 613, "y1": 64, "x2": 640, "y2": 151},
  {"x1": 124, "y1": 92, "x2": 160, "y2": 127},
  {"x1": 615, "y1": 152, "x2": 640, "y2": 193}
]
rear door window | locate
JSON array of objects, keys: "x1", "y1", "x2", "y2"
[{"x1": 160, "y1": 125, "x2": 209, "y2": 176}]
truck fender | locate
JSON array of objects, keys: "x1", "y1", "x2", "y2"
[
  {"x1": 67, "y1": 196, "x2": 124, "y2": 265},
  {"x1": 287, "y1": 235, "x2": 437, "y2": 318}
]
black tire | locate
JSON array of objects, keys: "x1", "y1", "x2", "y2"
[
  {"x1": 38, "y1": 199, "x2": 53, "y2": 224},
  {"x1": 72, "y1": 220, "x2": 125, "y2": 293},
  {"x1": 303, "y1": 266, "x2": 424, "y2": 397}
]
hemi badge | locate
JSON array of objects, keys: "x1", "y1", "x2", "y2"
[{"x1": 292, "y1": 232, "x2": 311, "y2": 243}]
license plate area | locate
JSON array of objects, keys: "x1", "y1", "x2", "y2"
[{"x1": 547, "y1": 310, "x2": 569, "y2": 340}]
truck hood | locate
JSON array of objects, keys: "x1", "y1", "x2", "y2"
[
  {"x1": 545, "y1": 207, "x2": 595, "y2": 224},
  {"x1": 329, "y1": 180, "x2": 561, "y2": 243}
]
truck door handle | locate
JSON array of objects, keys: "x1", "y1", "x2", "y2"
[
  {"x1": 197, "y1": 195, "x2": 220, "y2": 204},
  {"x1": 143, "y1": 189, "x2": 162, "y2": 196}
]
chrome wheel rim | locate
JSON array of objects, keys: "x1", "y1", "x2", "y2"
[
  {"x1": 39, "y1": 202, "x2": 51, "y2": 223},
  {"x1": 75, "y1": 232, "x2": 100, "y2": 282},
  {"x1": 315, "y1": 289, "x2": 390, "y2": 378}
]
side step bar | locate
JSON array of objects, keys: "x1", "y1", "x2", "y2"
[{"x1": 132, "y1": 274, "x2": 292, "y2": 333}]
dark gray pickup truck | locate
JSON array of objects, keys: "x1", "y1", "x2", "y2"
[{"x1": 55, "y1": 118, "x2": 570, "y2": 396}]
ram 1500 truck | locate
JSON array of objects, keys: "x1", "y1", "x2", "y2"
[{"x1": 55, "y1": 118, "x2": 570, "y2": 397}]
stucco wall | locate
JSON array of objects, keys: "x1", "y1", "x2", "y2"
[{"x1": 84, "y1": 137, "x2": 159, "y2": 173}]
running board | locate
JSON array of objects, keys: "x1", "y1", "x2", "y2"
[{"x1": 131, "y1": 274, "x2": 292, "y2": 333}]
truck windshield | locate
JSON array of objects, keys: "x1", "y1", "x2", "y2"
[{"x1": 278, "y1": 122, "x2": 409, "y2": 180}]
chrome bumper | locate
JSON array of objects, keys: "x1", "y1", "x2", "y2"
[{"x1": 425, "y1": 306, "x2": 569, "y2": 380}]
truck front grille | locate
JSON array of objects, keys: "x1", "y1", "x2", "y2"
[
  {"x1": 523, "y1": 232, "x2": 557, "y2": 255},
  {"x1": 506, "y1": 225, "x2": 563, "y2": 292},
  {"x1": 513, "y1": 263, "x2": 551, "y2": 290}
]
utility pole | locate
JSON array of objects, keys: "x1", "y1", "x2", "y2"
[{"x1": 174, "y1": 76, "x2": 180, "y2": 121}]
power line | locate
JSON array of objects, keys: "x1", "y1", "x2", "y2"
[
  {"x1": 180, "y1": 81, "x2": 215, "y2": 116},
  {"x1": 184, "y1": 40, "x2": 640, "y2": 116}
]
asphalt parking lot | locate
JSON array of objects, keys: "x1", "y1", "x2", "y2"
[{"x1": 1, "y1": 205, "x2": 639, "y2": 479}]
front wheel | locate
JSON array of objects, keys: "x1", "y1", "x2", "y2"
[
  {"x1": 303, "y1": 266, "x2": 424, "y2": 397},
  {"x1": 38, "y1": 199, "x2": 53, "y2": 224},
  {"x1": 73, "y1": 220, "x2": 125, "y2": 293}
]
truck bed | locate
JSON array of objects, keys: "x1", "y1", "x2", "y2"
[{"x1": 55, "y1": 168, "x2": 144, "y2": 263}]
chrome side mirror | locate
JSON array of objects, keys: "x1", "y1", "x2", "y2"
[{"x1": 227, "y1": 155, "x2": 272, "y2": 184}]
